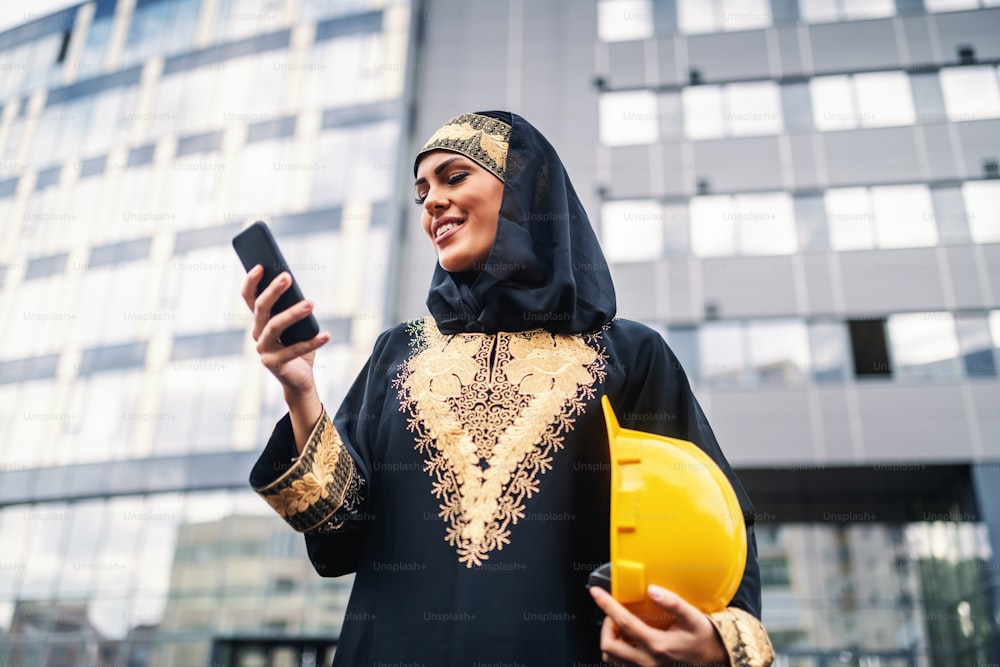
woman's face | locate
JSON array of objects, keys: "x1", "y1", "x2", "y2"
[{"x1": 414, "y1": 150, "x2": 504, "y2": 273}]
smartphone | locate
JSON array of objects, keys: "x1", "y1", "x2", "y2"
[{"x1": 232, "y1": 221, "x2": 320, "y2": 346}]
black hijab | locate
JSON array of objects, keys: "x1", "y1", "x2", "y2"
[{"x1": 419, "y1": 111, "x2": 617, "y2": 335}]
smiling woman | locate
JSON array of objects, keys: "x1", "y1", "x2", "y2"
[
  {"x1": 414, "y1": 150, "x2": 503, "y2": 273},
  {"x1": 240, "y1": 110, "x2": 773, "y2": 666}
]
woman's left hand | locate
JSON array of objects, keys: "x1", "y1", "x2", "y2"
[{"x1": 589, "y1": 585, "x2": 728, "y2": 667}]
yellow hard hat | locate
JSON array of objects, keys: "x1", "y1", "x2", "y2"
[{"x1": 602, "y1": 395, "x2": 747, "y2": 627}]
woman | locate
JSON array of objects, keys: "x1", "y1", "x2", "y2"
[{"x1": 242, "y1": 111, "x2": 773, "y2": 666}]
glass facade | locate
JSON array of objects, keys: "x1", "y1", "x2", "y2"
[
  {"x1": 0, "y1": 0, "x2": 412, "y2": 663},
  {"x1": 595, "y1": 0, "x2": 1000, "y2": 663}
]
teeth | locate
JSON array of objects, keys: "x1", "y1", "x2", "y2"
[{"x1": 436, "y1": 222, "x2": 458, "y2": 238}]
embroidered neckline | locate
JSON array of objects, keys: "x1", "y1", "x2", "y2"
[{"x1": 395, "y1": 317, "x2": 606, "y2": 567}]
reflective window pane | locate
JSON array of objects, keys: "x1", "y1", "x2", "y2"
[
  {"x1": 734, "y1": 192, "x2": 797, "y2": 255},
  {"x1": 854, "y1": 71, "x2": 916, "y2": 128},
  {"x1": 809, "y1": 321, "x2": 851, "y2": 382},
  {"x1": 961, "y1": 180, "x2": 1000, "y2": 244},
  {"x1": 747, "y1": 319, "x2": 810, "y2": 385},
  {"x1": 811, "y1": 75, "x2": 856, "y2": 131},
  {"x1": 888, "y1": 312, "x2": 961, "y2": 381},
  {"x1": 842, "y1": 0, "x2": 894, "y2": 19},
  {"x1": 726, "y1": 81, "x2": 784, "y2": 136},
  {"x1": 690, "y1": 195, "x2": 737, "y2": 257},
  {"x1": 955, "y1": 315, "x2": 997, "y2": 377},
  {"x1": 939, "y1": 66, "x2": 1000, "y2": 122},
  {"x1": 598, "y1": 0, "x2": 654, "y2": 41},
  {"x1": 720, "y1": 0, "x2": 772, "y2": 32},
  {"x1": 601, "y1": 200, "x2": 664, "y2": 262},
  {"x1": 869, "y1": 184, "x2": 937, "y2": 249},
  {"x1": 600, "y1": 90, "x2": 659, "y2": 145},
  {"x1": 698, "y1": 321, "x2": 745, "y2": 387},
  {"x1": 682, "y1": 85, "x2": 725, "y2": 140},
  {"x1": 825, "y1": 187, "x2": 874, "y2": 251}
]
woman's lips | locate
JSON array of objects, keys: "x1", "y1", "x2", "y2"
[{"x1": 435, "y1": 219, "x2": 464, "y2": 244}]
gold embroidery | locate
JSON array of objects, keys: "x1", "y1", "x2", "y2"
[
  {"x1": 397, "y1": 318, "x2": 605, "y2": 567},
  {"x1": 708, "y1": 607, "x2": 775, "y2": 667},
  {"x1": 254, "y1": 409, "x2": 358, "y2": 533},
  {"x1": 416, "y1": 113, "x2": 511, "y2": 181}
]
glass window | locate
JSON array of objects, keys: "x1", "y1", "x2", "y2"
[
  {"x1": 0, "y1": 507, "x2": 30, "y2": 598},
  {"x1": 167, "y1": 150, "x2": 225, "y2": 228},
  {"x1": 955, "y1": 315, "x2": 997, "y2": 377},
  {"x1": 853, "y1": 72, "x2": 915, "y2": 128},
  {"x1": 924, "y1": 0, "x2": 979, "y2": 10},
  {"x1": 726, "y1": 81, "x2": 783, "y2": 136},
  {"x1": 152, "y1": 356, "x2": 243, "y2": 456},
  {"x1": 665, "y1": 326, "x2": 699, "y2": 383},
  {"x1": 57, "y1": 369, "x2": 143, "y2": 464},
  {"x1": 961, "y1": 181, "x2": 1000, "y2": 244},
  {"x1": 720, "y1": 0, "x2": 772, "y2": 31},
  {"x1": 598, "y1": 0, "x2": 654, "y2": 41},
  {"x1": 869, "y1": 184, "x2": 937, "y2": 249},
  {"x1": 300, "y1": 0, "x2": 371, "y2": 21},
  {"x1": 888, "y1": 312, "x2": 961, "y2": 381},
  {"x1": 161, "y1": 245, "x2": 243, "y2": 335},
  {"x1": 931, "y1": 187, "x2": 971, "y2": 245},
  {"x1": 56, "y1": 501, "x2": 106, "y2": 597},
  {"x1": 3, "y1": 274, "x2": 68, "y2": 358},
  {"x1": 662, "y1": 203, "x2": 689, "y2": 254},
  {"x1": 106, "y1": 165, "x2": 154, "y2": 242},
  {"x1": 798, "y1": 0, "x2": 838, "y2": 23},
  {"x1": 2, "y1": 114, "x2": 25, "y2": 162},
  {"x1": 217, "y1": 0, "x2": 286, "y2": 42},
  {"x1": 177, "y1": 65, "x2": 221, "y2": 135},
  {"x1": 825, "y1": 187, "x2": 874, "y2": 251},
  {"x1": 910, "y1": 72, "x2": 948, "y2": 124},
  {"x1": 781, "y1": 82, "x2": 813, "y2": 132},
  {"x1": 149, "y1": 71, "x2": 188, "y2": 141},
  {"x1": 842, "y1": 0, "x2": 894, "y2": 19},
  {"x1": 682, "y1": 85, "x2": 725, "y2": 140},
  {"x1": 303, "y1": 32, "x2": 382, "y2": 110},
  {"x1": 794, "y1": 195, "x2": 828, "y2": 251},
  {"x1": 734, "y1": 192, "x2": 797, "y2": 255},
  {"x1": 939, "y1": 66, "x2": 1000, "y2": 122},
  {"x1": 80, "y1": 87, "x2": 125, "y2": 156},
  {"x1": 747, "y1": 319, "x2": 810, "y2": 385},
  {"x1": 227, "y1": 140, "x2": 288, "y2": 221},
  {"x1": 19, "y1": 502, "x2": 71, "y2": 599},
  {"x1": 698, "y1": 321, "x2": 745, "y2": 388},
  {"x1": 677, "y1": 0, "x2": 718, "y2": 33},
  {"x1": 679, "y1": 0, "x2": 771, "y2": 33},
  {"x1": 658, "y1": 93, "x2": 684, "y2": 141},
  {"x1": 78, "y1": 16, "x2": 112, "y2": 79},
  {"x1": 690, "y1": 195, "x2": 737, "y2": 257},
  {"x1": 19, "y1": 185, "x2": 60, "y2": 258},
  {"x1": 809, "y1": 321, "x2": 851, "y2": 382},
  {"x1": 810, "y1": 75, "x2": 856, "y2": 131},
  {"x1": 991, "y1": 311, "x2": 1000, "y2": 356},
  {"x1": 600, "y1": 200, "x2": 664, "y2": 262},
  {"x1": 600, "y1": 90, "x2": 659, "y2": 145}
]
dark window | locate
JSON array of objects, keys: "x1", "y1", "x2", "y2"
[
  {"x1": 56, "y1": 31, "x2": 71, "y2": 64},
  {"x1": 848, "y1": 319, "x2": 891, "y2": 377}
]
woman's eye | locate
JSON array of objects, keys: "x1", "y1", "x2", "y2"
[
  {"x1": 414, "y1": 194, "x2": 427, "y2": 204},
  {"x1": 448, "y1": 172, "x2": 468, "y2": 185}
]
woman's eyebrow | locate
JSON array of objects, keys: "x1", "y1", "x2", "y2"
[{"x1": 414, "y1": 156, "x2": 463, "y2": 186}]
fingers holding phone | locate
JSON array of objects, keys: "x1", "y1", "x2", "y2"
[{"x1": 233, "y1": 223, "x2": 330, "y2": 395}]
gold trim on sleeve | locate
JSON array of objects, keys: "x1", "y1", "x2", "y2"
[
  {"x1": 252, "y1": 408, "x2": 358, "y2": 533},
  {"x1": 707, "y1": 607, "x2": 775, "y2": 667}
]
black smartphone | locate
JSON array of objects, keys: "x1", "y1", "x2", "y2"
[{"x1": 232, "y1": 221, "x2": 320, "y2": 346}]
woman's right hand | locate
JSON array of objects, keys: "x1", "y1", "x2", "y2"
[{"x1": 240, "y1": 265, "x2": 330, "y2": 398}]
